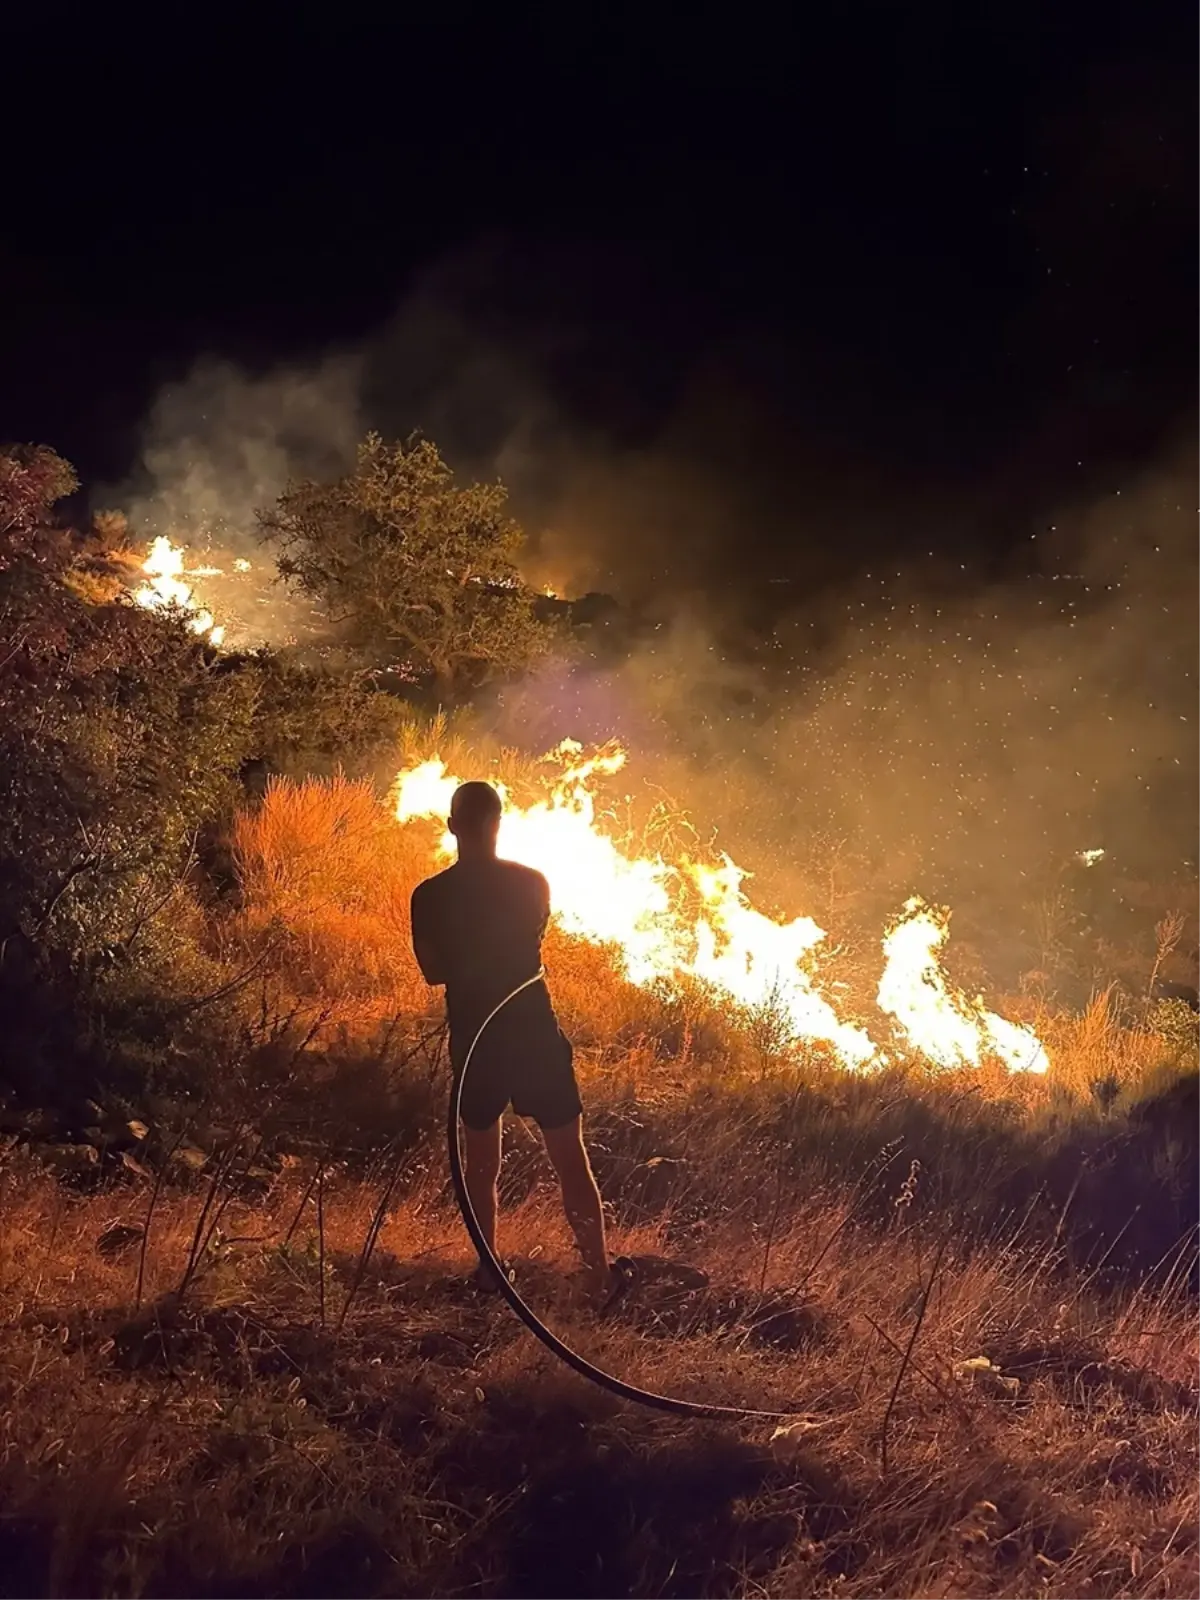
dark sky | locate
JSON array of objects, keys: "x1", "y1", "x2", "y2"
[{"x1": 2, "y1": 4, "x2": 1194, "y2": 584}]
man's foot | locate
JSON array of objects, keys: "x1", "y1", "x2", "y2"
[
  {"x1": 596, "y1": 1255, "x2": 639, "y2": 1316},
  {"x1": 469, "y1": 1256, "x2": 515, "y2": 1295}
]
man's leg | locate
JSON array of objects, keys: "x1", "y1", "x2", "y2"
[
  {"x1": 462, "y1": 1119, "x2": 503, "y2": 1263},
  {"x1": 541, "y1": 1116, "x2": 611, "y2": 1293}
]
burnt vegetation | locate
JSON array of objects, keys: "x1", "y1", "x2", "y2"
[{"x1": 0, "y1": 442, "x2": 1196, "y2": 1599}]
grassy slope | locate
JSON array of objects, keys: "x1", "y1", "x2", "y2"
[
  {"x1": 0, "y1": 1140, "x2": 1195, "y2": 1600},
  {"x1": 0, "y1": 768, "x2": 1196, "y2": 1598}
]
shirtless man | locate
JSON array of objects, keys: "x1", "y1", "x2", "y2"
[{"x1": 410, "y1": 780, "x2": 619, "y2": 1298}]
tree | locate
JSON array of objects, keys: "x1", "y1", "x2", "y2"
[
  {"x1": 235, "y1": 649, "x2": 412, "y2": 781},
  {"x1": 0, "y1": 454, "x2": 414, "y2": 971},
  {"x1": 259, "y1": 433, "x2": 560, "y2": 697},
  {"x1": 0, "y1": 443, "x2": 78, "y2": 568}
]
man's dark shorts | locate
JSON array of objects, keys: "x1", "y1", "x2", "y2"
[{"x1": 455, "y1": 1018, "x2": 583, "y2": 1132}]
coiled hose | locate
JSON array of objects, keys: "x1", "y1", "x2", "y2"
[{"x1": 448, "y1": 970, "x2": 810, "y2": 1421}]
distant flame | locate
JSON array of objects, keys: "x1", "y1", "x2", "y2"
[
  {"x1": 134, "y1": 536, "x2": 225, "y2": 645},
  {"x1": 1077, "y1": 847, "x2": 1106, "y2": 867},
  {"x1": 393, "y1": 743, "x2": 1049, "y2": 1074}
]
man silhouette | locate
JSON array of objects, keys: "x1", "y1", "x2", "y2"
[{"x1": 410, "y1": 780, "x2": 618, "y2": 1298}]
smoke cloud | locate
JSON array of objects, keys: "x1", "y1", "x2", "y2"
[
  {"x1": 485, "y1": 430, "x2": 1198, "y2": 988},
  {"x1": 102, "y1": 355, "x2": 365, "y2": 647}
]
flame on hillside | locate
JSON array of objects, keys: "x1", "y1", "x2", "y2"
[
  {"x1": 393, "y1": 741, "x2": 1049, "y2": 1074},
  {"x1": 878, "y1": 897, "x2": 1049, "y2": 1073},
  {"x1": 134, "y1": 536, "x2": 226, "y2": 643}
]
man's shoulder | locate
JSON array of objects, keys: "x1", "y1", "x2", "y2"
[
  {"x1": 412, "y1": 864, "x2": 457, "y2": 904},
  {"x1": 412, "y1": 858, "x2": 546, "y2": 903},
  {"x1": 497, "y1": 858, "x2": 548, "y2": 893}
]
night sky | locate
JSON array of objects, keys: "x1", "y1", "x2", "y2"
[
  {"x1": 1, "y1": 7, "x2": 1196, "y2": 924},
  {"x1": 3, "y1": 7, "x2": 1193, "y2": 568}
]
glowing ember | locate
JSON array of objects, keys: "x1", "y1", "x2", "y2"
[
  {"x1": 393, "y1": 742, "x2": 1050, "y2": 1073},
  {"x1": 134, "y1": 536, "x2": 226, "y2": 645}
]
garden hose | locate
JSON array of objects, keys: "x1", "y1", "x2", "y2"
[{"x1": 447, "y1": 970, "x2": 811, "y2": 1421}]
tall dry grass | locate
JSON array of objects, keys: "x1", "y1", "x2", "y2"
[
  {"x1": 232, "y1": 775, "x2": 433, "y2": 1032},
  {"x1": 0, "y1": 1140, "x2": 1195, "y2": 1598},
  {"x1": 230, "y1": 771, "x2": 1193, "y2": 1107},
  {"x1": 229, "y1": 770, "x2": 740, "y2": 1067}
]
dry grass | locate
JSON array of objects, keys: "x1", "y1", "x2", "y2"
[
  {"x1": 230, "y1": 772, "x2": 1192, "y2": 1108},
  {"x1": 231, "y1": 775, "x2": 433, "y2": 1032},
  {"x1": 2, "y1": 763, "x2": 1194, "y2": 1596},
  {"x1": 0, "y1": 1150, "x2": 1195, "y2": 1599}
]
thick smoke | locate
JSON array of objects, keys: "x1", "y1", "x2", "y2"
[{"x1": 485, "y1": 434, "x2": 1198, "y2": 990}]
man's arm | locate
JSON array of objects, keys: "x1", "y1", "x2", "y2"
[{"x1": 410, "y1": 884, "x2": 447, "y2": 985}]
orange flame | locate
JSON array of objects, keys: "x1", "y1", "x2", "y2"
[
  {"x1": 133, "y1": 536, "x2": 225, "y2": 645},
  {"x1": 392, "y1": 742, "x2": 1049, "y2": 1073},
  {"x1": 878, "y1": 898, "x2": 1049, "y2": 1073}
]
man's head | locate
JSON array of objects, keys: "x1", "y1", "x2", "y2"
[{"x1": 448, "y1": 781, "x2": 503, "y2": 856}]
